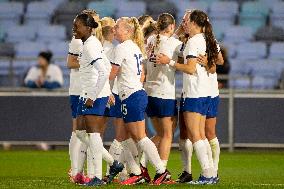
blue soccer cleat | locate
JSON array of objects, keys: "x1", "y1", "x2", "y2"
[
  {"x1": 213, "y1": 174, "x2": 220, "y2": 184},
  {"x1": 189, "y1": 174, "x2": 213, "y2": 185},
  {"x1": 84, "y1": 177, "x2": 105, "y2": 186},
  {"x1": 106, "y1": 160, "x2": 124, "y2": 183}
]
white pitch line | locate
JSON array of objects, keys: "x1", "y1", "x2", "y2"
[{"x1": 253, "y1": 184, "x2": 284, "y2": 186}]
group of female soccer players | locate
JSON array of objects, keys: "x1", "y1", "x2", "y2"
[{"x1": 67, "y1": 8, "x2": 224, "y2": 186}]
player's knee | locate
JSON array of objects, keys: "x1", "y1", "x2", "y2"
[{"x1": 205, "y1": 128, "x2": 216, "y2": 140}]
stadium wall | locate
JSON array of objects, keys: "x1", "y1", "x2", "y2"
[{"x1": 0, "y1": 90, "x2": 284, "y2": 150}]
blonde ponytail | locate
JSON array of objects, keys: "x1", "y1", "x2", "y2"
[
  {"x1": 131, "y1": 17, "x2": 146, "y2": 57},
  {"x1": 94, "y1": 20, "x2": 103, "y2": 43},
  {"x1": 119, "y1": 17, "x2": 146, "y2": 57}
]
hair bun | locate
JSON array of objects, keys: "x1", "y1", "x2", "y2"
[
  {"x1": 38, "y1": 51, "x2": 53, "y2": 63},
  {"x1": 90, "y1": 19, "x2": 98, "y2": 28}
]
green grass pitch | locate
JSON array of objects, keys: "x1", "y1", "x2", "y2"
[{"x1": 0, "y1": 149, "x2": 283, "y2": 189}]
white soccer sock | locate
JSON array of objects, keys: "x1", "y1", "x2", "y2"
[
  {"x1": 77, "y1": 141, "x2": 87, "y2": 174},
  {"x1": 209, "y1": 137, "x2": 220, "y2": 177},
  {"x1": 88, "y1": 133, "x2": 103, "y2": 179},
  {"x1": 204, "y1": 139, "x2": 215, "y2": 177},
  {"x1": 69, "y1": 132, "x2": 81, "y2": 176},
  {"x1": 193, "y1": 140, "x2": 211, "y2": 177},
  {"x1": 87, "y1": 148, "x2": 95, "y2": 178},
  {"x1": 161, "y1": 160, "x2": 168, "y2": 169},
  {"x1": 125, "y1": 138, "x2": 139, "y2": 164},
  {"x1": 179, "y1": 139, "x2": 193, "y2": 174},
  {"x1": 203, "y1": 139, "x2": 214, "y2": 168},
  {"x1": 140, "y1": 152, "x2": 148, "y2": 168},
  {"x1": 103, "y1": 147, "x2": 114, "y2": 165},
  {"x1": 107, "y1": 139, "x2": 123, "y2": 175},
  {"x1": 109, "y1": 139, "x2": 123, "y2": 161},
  {"x1": 75, "y1": 130, "x2": 89, "y2": 144},
  {"x1": 121, "y1": 140, "x2": 141, "y2": 175},
  {"x1": 137, "y1": 137, "x2": 165, "y2": 174}
]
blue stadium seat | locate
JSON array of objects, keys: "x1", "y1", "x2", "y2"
[
  {"x1": 54, "y1": 59, "x2": 69, "y2": 88},
  {"x1": 239, "y1": 1, "x2": 269, "y2": 32},
  {"x1": 87, "y1": 0, "x2": 116, "y2": 18},
  {"x1": 236, "y1": 42, "x2": 267, "y2": 60},
  {"x1": 209, "y1": 1, "x2": 238, "y2": 25},
  {"x1": 0, "y1": 25, "x2": 4, "y2": 42},
  {"x1": 229, "y1": 77, "x2": 251, "y2": 89},
  {"x1": 43, "y1": 0, "x2": 67, "y2": 8},
  {"x1": 221, "y1": 43, "x2": 237, "y2": 58},
  {"x1": 271, "y1": 2, "x2": 284, "y2": 29},
  {"x1": 229, "y1": 59, "x2": 250, "y2": 76},
  {"x1": 0, "y1": 59, "x2": 11, "y2": 76},
  {"x1": 47, "y1": 41, "x2": 68, "y2": 59},
  {"x1": 13, "y1": 59, "x2": 36, "y2": 68},
  {"x1": 248, "y1": 60, "x2": 274, "y2": 76},
  {"x1": 116, "y1": 1, "x2": 146, "y2": 18},
  {"x1": 15, "y1": 42, "x2": 47, "y2": 58},
  {"x1": 175, "y1": 1, "x2": 209, "y2": 23},
  {"x1": 37, "y1": 25, "x2": 66, "y2": 43},
  {"x1": 25, "y1": 1, "x2": 57, "y2": 26},
  {"x1": 259, "y1": 0, "x2": 282, "y2": 10},
  {"x1": 6, "y1": 25, "x2": 37, "y2": 43},
  {"x1": 247, "y1": 59, "x2": 284, "y2": 81},
  {"x1": 198, "y1": 0, "x2": 216, "y2": 6},
  {"x1": 251, "y1": 76, "x2": 278, "y2": 89},
  {"x1": 0, "y1": 59, "x2": 12, "y2": 86},
  {"x1": 12, "y1": 59, "x2": 37, "y2": 87},
  {"x1": 12, "y1": 59, "x2": 36, "y2": 76},
  {"x1": 0, "y1": 2, "x2": 24, "y2": 26},
  {"x1": 223, "y1": 26, "x2": 253, "y2": 44},
  {"x1": 269, "y1": 42, "x2": 284, "y2": 60},
  {"x1": 212, "y1": 21, "x2": 232, "y2": 41}
]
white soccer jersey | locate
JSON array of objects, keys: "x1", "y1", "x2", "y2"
[
  {"x1": 103, "y1": 40, "x2": 119, "y2": 95},
  {"x1": 103, "y1": 40, "x2": 114, "y2": 59},
  {"x1": 111, "y1": 40, "x2": 144, "y2": 100},
  {"x1": 209, "y1": 44, "x2": 221, "y2": 98},
  {"x1": 79, "y1": 35, "x2": 109, "y2": 100},
  {"x1": 182, "y1": 33, "x2": 211, "y2": 98},
  {"x1": 144, "y1": 35, "x2": 182, "y2": 99},
  {"x1": 68, "y1": 37, "x2": 82, "y2": 96},
  {"x1": 97, "y1": 41, "x2": 114, "y2": 98}
]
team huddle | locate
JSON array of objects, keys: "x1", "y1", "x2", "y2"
[{"x1": 67, "y1": 8, "x2": 224, "y2": 186}]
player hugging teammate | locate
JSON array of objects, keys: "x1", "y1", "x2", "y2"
[{"x1": 66, "y1": 8, "x2": 224, "y2": 186}]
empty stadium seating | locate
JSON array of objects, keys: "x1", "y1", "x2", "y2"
[{"x1": 0, "y1": 0, "x2": 283, "y2": 90}]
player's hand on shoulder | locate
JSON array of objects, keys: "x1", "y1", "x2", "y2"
[
  {"x1": 156, "y1": 53, "x2": 170, "y2": 65},
  {"x1": 146, "y1": 43, "x2": 154, "y2": 58},
  {"x1": 197, "y1": 54, "x2": 208, "y2": 67}
]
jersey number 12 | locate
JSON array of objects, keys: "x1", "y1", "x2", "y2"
[{"x1": 134, "y1": 54, "x2": 142, "y2": 75}]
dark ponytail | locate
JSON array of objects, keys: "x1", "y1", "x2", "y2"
[
  {"x1": 143, "y1": 21, "x2": 156, "y2": 39},
  {"x1": 76, "y1": 13, "x2": 98, "y2": 29},
  {"x1": 190, "y1": 10, "x2": 218, "y2": 69},
  {"x1": 155, "y1": 13, "x2": 175, "y2": 50}
]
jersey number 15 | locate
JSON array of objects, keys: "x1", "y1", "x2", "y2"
[{"x1": 134, "y1": 54, "x2": 142, "y2": 75}]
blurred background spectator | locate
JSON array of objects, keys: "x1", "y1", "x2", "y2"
[{"x1": 24, "y1": 51, "x2": 63, "y2": 89}]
